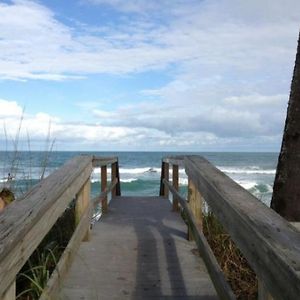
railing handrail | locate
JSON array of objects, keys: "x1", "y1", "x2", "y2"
[
  {"x1": 162, "y1": 156, "x2": 185, "y2": 167},
  {"x1": 161, "y1": 154, "x2": 300, "y2": 300},
  {"x1": 92, "y1": 177, "x2": 118, "y2": 209},
  {"x1": 92, "y1": 156, "x2": 118, "y2": 167},
  {"x1": 0, "y1": 154, "x2": 122, "y2": 298},
  {"x1": 0, "y1": 155, "x2": 93, "y2": 295},
  {"x1": 163, "y1": 179, "x2": 236, "y2": 300}
]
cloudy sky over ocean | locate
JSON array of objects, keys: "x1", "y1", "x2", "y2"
[{"x1": 0, "y1": 0, "x2": 300, "y2": 151}]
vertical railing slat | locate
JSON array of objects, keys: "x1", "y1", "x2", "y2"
[
  {"x1": 172, "y1": 164, "x2": 179, "y2": 211},
  {"x1": 163, "y1": 162, "x2": 169, "y2": 198},
  {"x1": 75, "y1": 179, "x2": 91, "y2": 241},
  {"x1": 2, "y1": 281, "x2": 15, "y2": 300},
  {"x1": 111, "y1": 162, "x2": 117, "y2": 197},
  {"x1": 115, "y1": 159, "x2": 121, "y2": 196},
  {"x1": 188, "y1": 179, "x2": 203, "y2": 241},
  {"x1": 101, "y1": 165, "x2": 108, "y2": 213}
]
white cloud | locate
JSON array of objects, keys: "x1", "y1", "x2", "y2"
[
  {"x1": 0, "y1": 0, "x2": 299, "y2": 149},
  {"x1": 223, "y1": 94, "x2": 287, "y2": 107},
  {"x1": 0, "y1": 97, "x2": 287, "y2": 151},
  {"x1": 0, "y1": 0, "x2": 299, "y2": 81},
  {"x1": 0, "y1": 99, "x2": 23, "y2": 117},
  {"x1": 84, "y1": 0, "x2": 159, "y2": 13}
]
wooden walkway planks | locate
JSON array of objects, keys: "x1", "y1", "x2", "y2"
[{"x1": 59, "y1": 196, "x2": 219, "y2": 300}]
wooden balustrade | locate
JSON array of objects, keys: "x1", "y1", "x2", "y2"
[
  {"x1": 1, "y1": 152, "x2": 299, "y2": 299},
  {"x1": 163, "y1": 178, "x2": 235, "y2": 299},
  {"x1": 101, "y1": 165, "x2": 108, "y2": 213},
  {"x1": 160, "y1": 155, "x2": 300, "y2": 300},
  {"x1": 0, "y1": 155, "x2": 121, "y2": 299},
  {"x1": 172, "y1": 164, "x2": 179, "y2": 211}
]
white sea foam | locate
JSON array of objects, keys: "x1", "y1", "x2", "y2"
[
  {"x1": 218, "y1": 166, "x2": 275, "y2": 175},
  {"x1": 93, "y1": 166, "x2": 186, "y2": 176},
  {"x1": 236, "y1": 180, "x2": 273, "y2": 193},
  {"x1": 236, "y1": 180, "x2": 257, "y2": 190},
  {"x1": 179, "y1": 178, "x2": 188, "y2": 185},
  {"x1": 120, "y1": 167, "x2": 160, "y2": 174},
  {"x1": 91, "y1": 178, "x2": 100, "y2": 183},
  {"x1": 121, "y1": 178, "x2": 138, "y2": 183}
]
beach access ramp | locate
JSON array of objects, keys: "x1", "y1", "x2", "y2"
[
  {"x1": 1, "y1": 155, "x2": 300, "y2": 300},
  {"x1": 60, "y1": 196, "x2": 219, "y2": 299}
]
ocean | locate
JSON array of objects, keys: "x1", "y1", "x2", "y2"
[{"x1": 0, "y1": 151, "x2": 278, "y2": 206}]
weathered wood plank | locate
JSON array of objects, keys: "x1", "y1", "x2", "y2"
[
  {"x1": 60, "y1": 196, "x2": 218, "y2": 300},
  {"x1": 163, "y1": 162, "x2": 169, "y2": 198},
  {"x1": 40, "y1": 202, "x2": 92, "y2": 300},
  {"x1": 185, "y1": 155, "x2": 300, "y2": 300},
  {"x1": 163, "y1": 156, "x2": 185, "y2": 167},
  {"x1": 290, "y1": 222, "x2": 300, "y2": 231},
  {"x1": 111, "y1": 162, "x2": 117, "y2": 197},
  {"x1": 115, "y1": 160, "x2": 121, "y2": 196},
  {"x1": 0, "y1": 155, "x2": 93, "y2": 296},
  {"x1": 92, "y1": 156, "x2": 118, "y2": 167},
  {"x1": 187, "y1": 179, "x2": 202, "y2": 241},
  {"x1": 258, "y1": 280, "x2": 273, "y2": 300},
  {"x1": 92, "y1": 178, "x2": 118, "y2": 209},
  {"x1": 80, "y1": 180, "x2": 91, "y2": 242},
  {"x1": 2, "y1": 281, "x2": 15, "y2": 300},
  {"x1": 101, "y1": 165, "x2": 108, "y2": 213},
  {"x1": 164, "y1": 179, "x2": 235, "y2": 300},
  {"x1": 159, "y1": 161, "x2": 165, "y2": 196},
  {"x1": 172, "y1": 164, "x2": 179, "y2": 211}
]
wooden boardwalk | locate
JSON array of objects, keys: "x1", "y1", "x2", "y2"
[{"x1": 59, "y1": 196, "x2": 219, "y2": 300}]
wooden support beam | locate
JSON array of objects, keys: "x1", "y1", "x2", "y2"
[
  {"x1": 159, "y1": 161, "x2": 164, "y2": 196},
  {"x1": 258, "y1": 280, "x2": 273, "y2": 300},
  {"x1": 40, "y1": 201, "x2": 92, "y2": 300},
  {"x1": 257, "y1": 222, "x2": 300, "y2": 300},
  {"x1": 163, "y1": 162, "x2": 169, "y2": 198},
  {"x1": 75, "y1": 179, "x2": 91, "y2": 241},
  {"x1": 111, "y1": 162, "x2": 117, "y2": 197},
  {"x1": 0, "y1": 156, "x2": 92, "y2": 296},
  {"x1": 185, "y1": 155, "x2": 300, "y2": 300},
  {"x1": 115, "y1": 160, "x2": 121, "y2": 196},
  {"x1": 188, "y1": 179, "x2": 203, "y2": 241},
  {"x1": 101, "y1": 165, "x2": 107, "y2": 213},
  {"x1": 164, "y1": 179, "x2": 235, "y2": 300},
  {"x1": 172, "y1": 164, "x2": 179, "y2": 211},
  {"x1": 2, "y1": 281, "x2": 15, "y2": 300}
]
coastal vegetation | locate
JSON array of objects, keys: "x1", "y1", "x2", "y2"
[
  {"x1": 0, "y1": 118, "x2": 66, "y2": 299},
  {"x1": 203, "y1": 212, "x2": 257, "y2": 299},
  {"x1": 16, "y1": 203, "x2": 75, "y2": 299}
]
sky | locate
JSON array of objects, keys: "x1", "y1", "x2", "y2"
[{"x1": 0, "y1": 0, "x2": 300, "y2": 152}]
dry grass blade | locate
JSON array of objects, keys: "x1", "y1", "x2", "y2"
[{"x1": 203, "y1": 212, "x2": 258, "y2": 299}]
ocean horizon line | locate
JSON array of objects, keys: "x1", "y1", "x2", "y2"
[{"x1": 0, "y1": 150, "x2": 279, "y2": 154}]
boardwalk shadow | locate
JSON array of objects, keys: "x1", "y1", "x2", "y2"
[
  {"x1": 59, "y1": 196, "x2": 218, "y2": 299},
  {"x1": 129, "y1": 196, "x2": 214, "y2": 299}
]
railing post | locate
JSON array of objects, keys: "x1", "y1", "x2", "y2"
[
  {"x1": 75, "y1": 178, "x2": 91, "y2": 242},
  {"x1": 159, "y1": 161, "x2": 164, "y2": 196},
  {"x1": 115, "y1": 159, "x2": 121, "y2": 196},
  {"x1": 111, "y1": 162, "x2": 117, "y2": 197},
  {"x1": 101, "y1": 165, "x2": 108, "y2": 213},
  {"x1": 188, "y1": 178, "x2": 203, "y2": 241},
  {"x1": 163, "y1": 162, "x2": 169, "y2": 198},
  {"x1": 258, "y1": 280, "x2": 273, "y2": 300},
  {"x1": 2, "y1": 281, "x2": 15, "y2": 300},
  {"x1": 172, "y1": 164, "x2": 179, "y2": 211}
]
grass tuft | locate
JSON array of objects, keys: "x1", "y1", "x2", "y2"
[{"x1": 202, "y1": 212, "x2": 258, "y2": 299}]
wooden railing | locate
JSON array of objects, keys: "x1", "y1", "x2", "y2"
[
  {"x1": 0, "y1": 155, "x2": 121, "y2": 300},
  {"x1": 160, "y1": 155, "x2": 300, "y2": 300}
]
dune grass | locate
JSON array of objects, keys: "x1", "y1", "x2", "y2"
[{"x1": 202, "y1": 212, "x2": 258, "y2": 299}]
